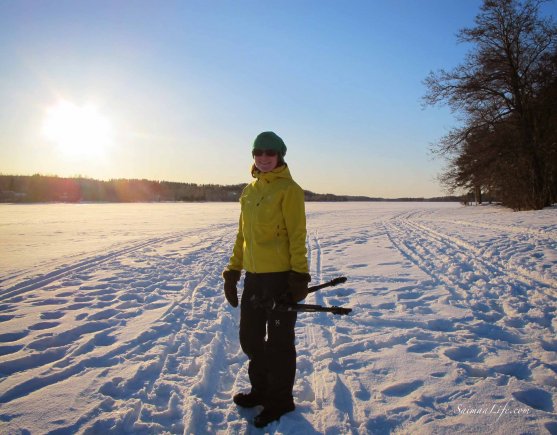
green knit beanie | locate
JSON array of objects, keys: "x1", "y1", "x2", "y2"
[{"x1": 252, "y1": 131, "x2": 287, "y2": 157}]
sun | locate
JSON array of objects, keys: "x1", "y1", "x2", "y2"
[{"x1": 42, "y1": 100, "x2": 113, "y2": 158}]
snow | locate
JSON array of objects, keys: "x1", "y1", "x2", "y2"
[{"x1": 0, "y1": 202, "x2": 556, "y2": 434}]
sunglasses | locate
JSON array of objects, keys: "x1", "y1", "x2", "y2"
[{"x1": 252, "y1": 149, "x2": 278, "y2": 157}]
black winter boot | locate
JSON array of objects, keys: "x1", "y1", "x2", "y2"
[
  {"x1": 253, "y1": 402, "x2": 295, "y2": 428},
  {"x1": 233, "y1": 391, "x2": 265, "y2": 408}
]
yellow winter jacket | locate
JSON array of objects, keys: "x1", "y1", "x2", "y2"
[{"x1": 227, "y1": 164, "x2": 309, "y2": 274}]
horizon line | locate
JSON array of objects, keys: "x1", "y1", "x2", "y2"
[{"x1": 0, "y1": 172, "x2": 456, "y2": 201}]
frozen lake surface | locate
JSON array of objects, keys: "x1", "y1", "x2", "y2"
[{"x1": 0, "y1": 202, "x2": 556, "y2": 434}]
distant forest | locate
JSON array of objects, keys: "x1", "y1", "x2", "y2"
[{"x1": 0, "y1": 174, "x2": 460, "y2": 203}]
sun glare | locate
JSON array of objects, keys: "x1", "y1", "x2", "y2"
[{"x1": 42, "y1": 100, "x2": 113, "y2": 158}]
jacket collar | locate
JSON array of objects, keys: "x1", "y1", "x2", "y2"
[{"x1": 251, "y1": 164, "x2": 291, "y2": 182}]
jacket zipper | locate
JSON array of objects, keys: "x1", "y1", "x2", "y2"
[{"x1": 249, "y1": 212, "x2": 256, "y2": 272}]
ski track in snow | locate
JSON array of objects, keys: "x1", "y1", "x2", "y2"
[{"x1": 0, "y1": 203, "x2": 556, "y2": 434}]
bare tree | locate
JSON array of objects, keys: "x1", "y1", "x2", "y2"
[{"x1": 424, "y1": 0, "x2": 557, "y2": 210}]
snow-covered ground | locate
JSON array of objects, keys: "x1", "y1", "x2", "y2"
[{"x1": 0, "y1": 202, "x2": 556, "y2": 434}]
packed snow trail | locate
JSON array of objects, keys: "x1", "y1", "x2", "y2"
[{"x1": 0, "y1": 202, "x2": 556, "y2": 434}]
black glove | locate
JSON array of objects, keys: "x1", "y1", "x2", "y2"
[
  {"x1": 287, "y1": 271, "x2": 311, "y2": 302},
  {"x1": 222, "y1": 269, "x2": 241, "y2": 307}
]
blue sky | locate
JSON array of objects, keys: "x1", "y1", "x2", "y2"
[{"x1": 1, "y1": 0, "x2": 554, "y2": 197}]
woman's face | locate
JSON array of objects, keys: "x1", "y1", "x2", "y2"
[{"x1": 253, "y1": 151, "x2": 279, "y2": 173}]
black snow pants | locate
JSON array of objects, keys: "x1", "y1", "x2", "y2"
[{"x1": 240, "y1": 272, "x2": 297, "y2": 408}]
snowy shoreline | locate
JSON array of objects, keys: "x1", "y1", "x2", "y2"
[{"x1": 0, "y1": 202, "x2": 556, "y2": 434}]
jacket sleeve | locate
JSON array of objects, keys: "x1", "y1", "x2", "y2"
[
  {"x1": 226, "y1": 212, "x2": 244, "y2": 271},
  {"x1": 282, "y1": 183, "x2": 309, "y2": 274}
]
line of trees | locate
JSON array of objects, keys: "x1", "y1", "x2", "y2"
[
  {"x1": 0, "y1": 175, "x2": 244, "y2": 202},
  {"x1": 0, "y1": 174, "x2": 461, "y2": 203},
  {"x1": 424, "y1": 0, "x2": 557, "y2": 210}
]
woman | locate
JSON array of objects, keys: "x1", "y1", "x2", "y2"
[{"x1": 222, "y1": 131, "x2": 311, "y2": 428}]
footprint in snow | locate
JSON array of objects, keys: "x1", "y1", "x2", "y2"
[
  {"x1": 491, "y1": 361, "x2": 531, "y2": 381},
  {"x1": 86, "y1": 309, "x2": 120, "y2": 321},
  {"x1": 469, "y1": 322, "x2": 523, "y2": 344},
  {"x1": 98, "y1": 294, "x2": 117, "y2": 302},
  {"x1": 381, "y1": 380, "x2": 424, "y2": 397},
  {"x1": 0, "y1": 331, "x2": 29, "y2": 343},
  {"x1": 145, "y1": 301, "x2": 168, "y2": 310},
  {"x1": 349, "y1": 263, "x2": 368, "y2": 269},
  {"x1": 334, "y1": 287, "x2": 355, "y2": 297},
  {"x1": 28, "y1": 321, "x2": 60, "y2": 331},
  {"x1": 27, "y1": 321, "x2": 114, "y2": 351},
  {"x1": 512, "y1": 388, "x2": 554, "y2": 412},
  {"x1": 407, "y1": 341, "x2": 439, "y2": 354},
  {"x1": 376, "y1": 302, "x2": 396, "y2": 310},
  {"x1": 475, "y1": 311, "x2": 504, "y2": 323},
  {"x1": 0, "y1": 346, "x2": 68, "y2": 377},
  {"x1": 396, "y1": 291, "x2": 422, "y2": 300},
  {"x1": 427, "y1": 318, "x2": 455, "y2": 332},
  {"x1": 40, "y1": 311, "x2": 65, "y2": 320},
  {"x1": 74, "y1": 296, "x2": 95, "y2": 302},
  {"x1": 377, "y1": 261, "x2": 402, "y2": 266},
  {"x1": 504, "y1": 317, "x2": 526, "y2": 328},
  {"x1": 79, "y1": 283, "x2": 111, "y2": 293},
  {"x1": 0, "y1": 345, "x2": 24, "y2": 356},
  {"x1": 0, "y1": 315, "x2": 15, "y2": 322},
  {"x1": 31, "y1": 298, "x2": 68, "y2": 306},
  {"x1": 66, "y1": 302, "x2": 90, "y2": 311},
  {"x1": 443, "y1": 344, "x2": 484, "y2": 363},
  {"x1": 459, "y1": 363, "x2": 492, "y2": 379},
  {"x1": 541, "y1": 339, "x2": 557, "y2": 352},
  {"x1": 354, "y1": 384, "x2": 371, "y2": 401}
]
